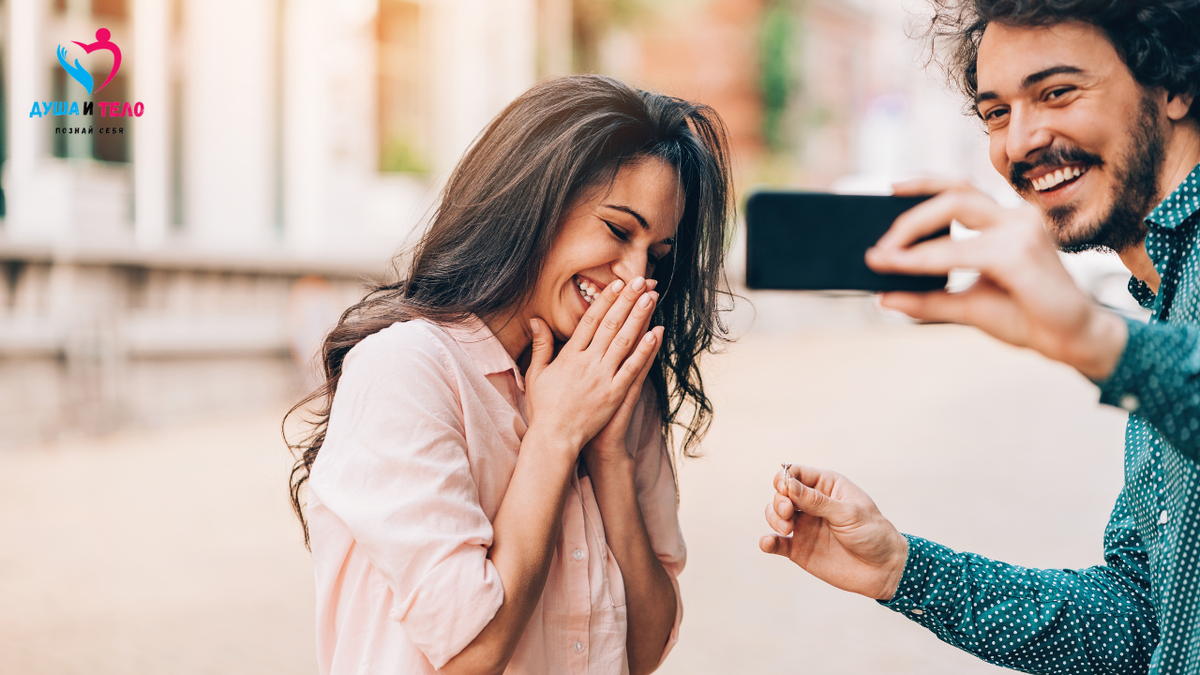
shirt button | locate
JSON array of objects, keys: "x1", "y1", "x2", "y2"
[
  {"x1": 1120, "y1": 394, "x2": 1140, "y2": 412},
  {"x1": 1159, "y1": 510, "x2": 1171, "y2": 525},
  {"x1": 573, "y1": 548, "x2": 584, "y2": 561},
  {"x1": 910, "y1": 609, "x2": 925, "y2": 616},
  {"x1": 573, "y1": 640, "x2": 585, "y2": 653}
]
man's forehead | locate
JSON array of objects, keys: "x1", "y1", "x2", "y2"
[{"x1": 977, "y1": 21, "x2": 1117, "y2": 93}]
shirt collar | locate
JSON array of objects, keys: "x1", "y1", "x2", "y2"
[
  {"x1": 1146, "y1": 161, "x2": 1200, "y2": 231},
  {"x1": 439, "y1": 314, "x2": 525, "y2": 391}
]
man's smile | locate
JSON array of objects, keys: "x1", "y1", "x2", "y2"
[{"x1": 1028, "y1": 164, "x2": 1090, "y2": 192}]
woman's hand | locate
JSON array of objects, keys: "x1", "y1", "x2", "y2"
[
  {"x1": 582, "y1": 288, "x2": 662, "y2": 471},
  {"x1": 525, "y1": 276, "x2": 663, "y2": 454}
]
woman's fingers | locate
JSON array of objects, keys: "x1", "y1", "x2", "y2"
[
  {"x1": 564, "y1": 279, "x2": 627, "y2": 351},
  {"x1": 587, "y1": 276, "x2": 647, "y2": 355},
  {"x1": 605, "y1": 320, "x2": 661, "y2": 430},
  {"x1": 602, "y1": 289, "x2": 657, "y2": 369},
  {"x1": 613, "y1": 326, "x2": 663, "y2": 390}
]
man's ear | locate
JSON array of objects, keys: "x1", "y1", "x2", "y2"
[{"x1": 1166, "y1": 89, "x2": 1195, "y2": 121}]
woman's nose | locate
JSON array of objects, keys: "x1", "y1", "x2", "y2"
[{"x1": 612, "y1": 250, "x2": 650, "y2": 282}]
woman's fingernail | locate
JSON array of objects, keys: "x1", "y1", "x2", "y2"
[
  {"x1": 643, "y1": 331, "x2": 656, "y2": 343},
  {"x1": 529, "y1": 319, "x2": 539, "y2": 334},
  {"x1": 632, "y1": 276, "x2": 646, "y2": 291},
  {"x1": 639, "y1": 294, "x2": 652, "y2": 308},
  {"x1": 610, "y1": 280, "x2": 625, "y2": 294},
  {"x1": 646, "y1": 279, "x2": 658, "y2": 290}
]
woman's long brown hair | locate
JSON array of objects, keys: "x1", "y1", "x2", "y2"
[{"x1": 285, "y1": 74, "x2": 734, "y2": 546}]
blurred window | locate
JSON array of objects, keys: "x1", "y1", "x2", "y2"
[
  {"x1": 53, "y1": 0, "x2": 126, "y2": 18},
  {"x1": 92, "y1": 71, "x2": 129, "y2": 162},
  {"x1": 92, "y1": 0, "x2": 128, "y2": 19},
  {"x1": 377, "y1": 0, "x2": 428, "y2": 174}
]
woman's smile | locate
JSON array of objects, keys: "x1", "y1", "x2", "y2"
[{"x1": 573, "y1": 275, "x2": 603, "y2": 307}]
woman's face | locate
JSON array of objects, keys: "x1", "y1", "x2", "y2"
[{"x1": 528, "y1": 157, "x2": 684, "y2": 343}]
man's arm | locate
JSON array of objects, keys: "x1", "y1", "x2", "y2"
[
  {"x1": 1096, "y1": 318, "x2": 1200, "y2": 459},
  {"x1": 865, "y1": 180, "x2": 1200, "y2": 459},
  {"x1": 761, "y1": 468, "x2": 1158, "y2": 675}
]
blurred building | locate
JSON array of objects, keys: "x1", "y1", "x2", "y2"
[
  {"x1": 0, "y1": 0, "x2": 566, "y2": 445},
  {"x1": 586, "y1": 0, "x2": 1006, "y2": 191},
  {"x1": 0, "y1": 0, "x2": 1136, "y2": 446}
]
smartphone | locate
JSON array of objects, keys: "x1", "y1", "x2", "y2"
[{"x1": 745, "y1": 191, "x2": 949, "y2": 292}]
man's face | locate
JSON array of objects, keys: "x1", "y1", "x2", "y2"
[{"x1": 976, "y1": 21, "x2": 1166, "y2": 253}]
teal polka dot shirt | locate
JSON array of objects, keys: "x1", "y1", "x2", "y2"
[{"x1": 880, "y1": 163, "x2": 1200, "y2": 674}]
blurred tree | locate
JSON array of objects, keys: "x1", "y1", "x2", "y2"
[{"x1": 759, "y1": 0, "x2": 801, "y2": 156}]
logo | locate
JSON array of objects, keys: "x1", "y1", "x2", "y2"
[
  {"x1": 56, "y1": 28, "x2": 122, "y2": 95},
  {"x1": 29, "y1": 27, "x2": 144, "y2": 128}
]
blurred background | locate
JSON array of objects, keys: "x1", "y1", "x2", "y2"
[{"x1": 0, "y1": 0, "x2": 1143, "y2": 673}]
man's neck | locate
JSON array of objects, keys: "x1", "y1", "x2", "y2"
[
  {"x1": 1118, "y1": 121, "x2": 1200, "y2": 294},
  {"x1": 1118, "y1": 245, "x2": 1161, "y2": 293},
  {"x1": 1158, "y1": 120, "x2": 1200, "y2": 209}
]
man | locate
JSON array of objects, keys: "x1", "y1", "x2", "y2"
[{"x1": 760, "y1": 1, "x2": 1200, "y2": 673}]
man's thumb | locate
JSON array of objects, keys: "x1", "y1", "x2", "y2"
[{"x1": 788, "y1": 479, "x2": 839, "y2": 520}]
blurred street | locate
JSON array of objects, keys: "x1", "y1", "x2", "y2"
[{"x1": 0, "y1": 313, "x2": 1129, "y2": 674}]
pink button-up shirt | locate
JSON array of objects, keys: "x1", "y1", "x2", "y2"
[{"x1": 307, "y1": 317, "x2": 686, "y2": 674}]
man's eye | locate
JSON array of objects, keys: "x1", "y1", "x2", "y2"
[
  {"x1": 984, "y1": 107, "x2": 1008, "y2": 121},
  {"x1": 1046, "y1": 87, "x2": 1073, "y2": 100}
]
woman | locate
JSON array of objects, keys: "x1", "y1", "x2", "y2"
[{"x1": 286, "y1": 74, "x2": 732, "y2": 675}]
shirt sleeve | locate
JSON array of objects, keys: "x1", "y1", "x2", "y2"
[
  {"x1": 878, "y1": 488, "x2": 1158, "y2": 674},
  {"x1": 629, "y1": 391, "x2": 687, "y2": 668},
  {"x1": 309, "y1": 324, "x2": 505, "y2": 669},
  {"x1": 1098, "y1": 317, "x2": 1200, "y2": 460}
]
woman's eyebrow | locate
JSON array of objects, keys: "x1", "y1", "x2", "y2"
[
  {"x1": 602, "y1": 203, "x2": 675, "y2": 245},
  {"x1": 602, "y1": 204, "x2": 649, "y2": 230}
]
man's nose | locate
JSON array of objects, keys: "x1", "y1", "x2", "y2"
[{"x1": 1006, "y1": 105, "x2": 1053, "y2": 165}]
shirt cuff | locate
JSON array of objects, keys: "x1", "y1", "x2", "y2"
[
  {"x1": 395, "y1": 545, "x2": 505, "y2": 669},
  {"x1": 876, "y1": 535, "x2": 964, "y2": 646},
  {"x1": 1098, "y1": 318, "x2": 1200, "y2": 422}
]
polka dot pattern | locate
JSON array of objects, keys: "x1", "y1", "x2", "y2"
[{"x1": 878, "y1": 164, "x2": 1200, "y2": 673}]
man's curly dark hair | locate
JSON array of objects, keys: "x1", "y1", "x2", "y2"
[{"x1": 922, "y1": 0, "x2": 1200, "y2": 118}]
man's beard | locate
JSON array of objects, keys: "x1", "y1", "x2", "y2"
[{"x1": 1009, "y1": 95, "x2": 1165, "y2": 254}]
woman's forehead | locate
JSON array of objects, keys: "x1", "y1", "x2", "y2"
[{"x1": 603, "y1": 158, "x2": 685, "y2": 234}]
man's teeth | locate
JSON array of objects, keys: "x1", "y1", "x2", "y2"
[
  {"x1": 576, "y1": 278, "x2": 599, "y2": 304},
  {"x1": 1033, "y1": 166, "x2": 1084, "y2": 192}
]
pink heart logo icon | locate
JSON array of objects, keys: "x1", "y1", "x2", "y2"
[{"x1": 72, "y1": 28, "x2": 122, "y2": 94}]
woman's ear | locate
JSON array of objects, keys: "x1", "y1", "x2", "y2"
[{"x1": 1167, "y1": 89, "x2": 1195, "y2": 122}]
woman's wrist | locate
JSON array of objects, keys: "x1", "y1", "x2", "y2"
[
  {"x1": 583, "y1": 442, "x2": 637, "y2": 479},
  {"x1": 522, "y1": 424, "x2": 583, "y2": 468}
]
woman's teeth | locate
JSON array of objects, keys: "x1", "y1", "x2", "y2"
[
  {"x1": 1033, "y1": 166, "x2": 1085, "y2": 192},
  {"x1": 576, "y1": 278, "x2": 599, "y2": 305}
]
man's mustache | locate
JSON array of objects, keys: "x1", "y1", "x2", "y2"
[{"x1": 1010, "y1": 145, "x2": 1105, "y2": 190}]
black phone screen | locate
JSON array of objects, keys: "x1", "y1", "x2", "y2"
[{"x1": 745, "y1": 191, "x2": 948, "y2": 292}]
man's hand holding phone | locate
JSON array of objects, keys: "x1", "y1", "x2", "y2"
[{"x1": 866, "y1": 179, "x2": 1129, "y2": 383}]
